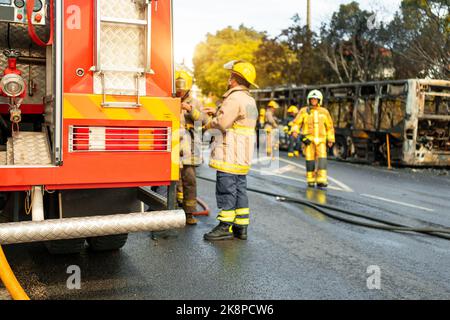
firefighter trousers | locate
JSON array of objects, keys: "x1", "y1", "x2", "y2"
[
  {"x1": 288, "y1": 135, "x2": 301, "y2": 155},
  {"x1": 216, "y1": 171, "x2": 250, "y2": 226},
  {"x1": 304, "y1": 142, "x2": 328, "y2": 184},
  {"x1": 176, "y1": 165, "x2": 197, "y2": 214}
]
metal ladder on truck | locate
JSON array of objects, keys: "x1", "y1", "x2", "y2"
[{"x1": 91, "y1": 0, "x2": 154, "y2": 108}]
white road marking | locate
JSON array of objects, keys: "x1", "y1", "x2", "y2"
[
  {"x1": 361, "y1": 194, "x2": 435, "y2": 212},
  {"x1": 276, "y1": 157, "x2": 354, "y2": 193},
  {"x1": 215, "y1": 154, "x2": 354, "y2": 192},
  {"x1": 250, "y1": 168, "x2": 345, "y2": 192},
  {"x1": 274, "y1": 164, "x2": 297, "y2": 174},
  {"x1": 253, "y1": 157, "x2": 355, "y2": 192}
]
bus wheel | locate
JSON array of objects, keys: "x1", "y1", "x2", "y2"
[
  {"x1": 45, "y1": 238, "x2": 86, "y2": 255},
  {"x1": 87, "y1": 234, "x2": 128, "y2": 252},
  {"x1": 332, "y1": 137, "x2": 348, "y2": 160}
]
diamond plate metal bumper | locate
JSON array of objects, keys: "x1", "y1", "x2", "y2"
[{"x1": 0, "y1": 210, "x2": 186, "y2": 245}]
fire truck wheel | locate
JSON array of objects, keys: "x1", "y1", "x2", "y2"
[
  {"x1": 87, "y1": 234, "x2": 128, "y2": 252},
  {"x1": 45, "y1": 238, "x2": 86, "y2": 255}
]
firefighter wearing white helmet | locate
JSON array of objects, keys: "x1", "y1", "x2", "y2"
[
  {"x1": 202, "y1": 60, "x2": 258, "y2": 241},
  {"x1": 293, "y1": 90, "x2": 335, "y2": 188},
  {"x1": 175, "y1": 69, "x2": 207, "y2": 225}
]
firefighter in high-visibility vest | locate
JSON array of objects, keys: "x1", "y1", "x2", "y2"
[
  {"x1": 284, "y1": 105, "x2": 301, "y2": 158},
  {"x1": 202, "y1": 60, "x2": 258, "y2": 241},
  {"x1": 175, "y1": 70, "x2": 205, "y2": 225},
  {"x1": 294, "y1": 90, "x2": 335, "y2": 188},
  {"x1": 264, "y1": 100, "x2": 279, "y2": 158}
]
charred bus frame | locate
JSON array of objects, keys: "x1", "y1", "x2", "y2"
[{"x1": 252, "y1": 79, "x2": 450, "y2": 167}]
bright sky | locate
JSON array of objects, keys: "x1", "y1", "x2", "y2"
[{"x1": 173, "y1": 0, "x2": 402, "y2": 67}]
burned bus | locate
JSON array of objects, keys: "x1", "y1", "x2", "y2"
[{"x1": 253, "y1": 79, "x2": 450, "y2": 167}]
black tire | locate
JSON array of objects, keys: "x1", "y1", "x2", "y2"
[
  {"x1": 332, "y1": 136, "x2": 348, "y2": 160},
  {"x1": 87, "y1": 234, "x2": 128, "y2": 252},
  {"x1": 45, "y1": 238, "x2": 86, "y2": 255}
]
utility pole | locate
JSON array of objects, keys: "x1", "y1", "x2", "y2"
[
  {"x1": 305, "y1": 0, "x2": 313, "y2": 84},
  {"x1": 307, "y1": 0, "x2": 311, "y2": 33}
]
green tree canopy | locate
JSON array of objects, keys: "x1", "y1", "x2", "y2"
[
  {"x1": 318, "y1": 1, "x2": 393, "y2": 83},
  {"x1": 385, "y1": 0, "x2": 449, "y2": 78}
]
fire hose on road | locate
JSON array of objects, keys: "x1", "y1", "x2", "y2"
[
  {"x1": 193, "y1": 197, "x2": 210, "y2": 216},
  {"x1": 0, "y1": 246, "x2": 29, "y2": 300},
  {"x1": 197, "y1": 176, "x2": 450, "y2": 241}
]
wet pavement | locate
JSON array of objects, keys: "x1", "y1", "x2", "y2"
[{"x1": 1, "y1": 153, "x2": 450, "y2": 300}]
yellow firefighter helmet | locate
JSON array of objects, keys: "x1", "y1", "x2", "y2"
[
  {"x1": 287, "y1": 105, "x2": 299, "y2": 114},
  {"x1": 307, "y1": 90, "x2": 323, "y2": 105},
  {"x1": 259, "y1": 107, "x2": 266, "y2": 124},
  {"x1": 223, "y1": 60, "x2": 258, "y2": 88},
  {"x1": 267, "y1": 100, "x2": 280, "y2": 109},
  {"x1": 175, "y1": 70, "x2": 193, "y2": 91}
]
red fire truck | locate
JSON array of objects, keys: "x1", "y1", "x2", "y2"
[{"x1": 0, "y1": 0, "x2": 184, "y2": 253}]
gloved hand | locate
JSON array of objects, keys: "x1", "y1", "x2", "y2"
[
  {"x1": 283, "y1": 126, "x2": 289, "y2": 133},
  {"x1": 302, "y1": 137, "x2": 312, "y2": 146}
]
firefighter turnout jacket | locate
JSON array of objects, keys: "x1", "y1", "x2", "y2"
[
  {"x1": 180, "y1": 95, "x2": 206, "y2": 167},
  {"x1": 205, "y1": 86, "x2": 258, "y2": 175},
  {"x1": 294, "y1": 105, "x2": 335, "y2": 185},
  {"x1": 294, "y1": 106, "x2": 335, "y2": 145},
  {"x1": 264, "y1": 108, "x2": 278, "y2": 132}
]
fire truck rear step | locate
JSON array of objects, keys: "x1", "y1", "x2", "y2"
[{"x1": 4, "y1": 131, "x2": 52, "y2": 166}]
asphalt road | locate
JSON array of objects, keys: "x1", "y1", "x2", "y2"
[{"x1": 1, "y1": 153, "x2": 449, "y2": 300}]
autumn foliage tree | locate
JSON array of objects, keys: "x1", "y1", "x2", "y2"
[
  {"x1": 193, "y1": 25, "x2": 263, "y2": 96},
  {"x1": 192, "y1": 0, "x2": 449, "y2": 93}
]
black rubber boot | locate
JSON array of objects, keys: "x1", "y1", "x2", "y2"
[
  {"x1": 204, "y1": 222, "x2": 234, "y2": 241},
  {"x1": 317, "y1": 183, "x2": 328, "y2": 189},
  {"x1": 307, "y1": 183, "x2": 316, "y2": 188},
  {"x1": 233, "y1": 225, "x2": 248, "y2": 240}
]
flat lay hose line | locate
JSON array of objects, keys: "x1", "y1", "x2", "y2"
[{"x1": 197, "y1": 176, "x2": 450, "y2": 240}]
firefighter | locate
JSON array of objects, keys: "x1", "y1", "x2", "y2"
[
  {"x1": 294, "y1": 90, "x2": 335, "y2": 188},
  {"x1": 264, "y1": 100, "x2": 279, "y2": 158},
  {"x1": 202, "y1": 60, "x2": 258, "y2": 241},
  {"x1": 284, "y1": 105, "x2": 301, "y2": 158},
  {"x1": 258, "y1": 107, "x2": 266, "y2": 129},
  {"x1": 175, "y1": 70, "x2": 205, "y2": 225},
  {"x1": 256, "y1": 107, "x2": 266, "y2": 151}
]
